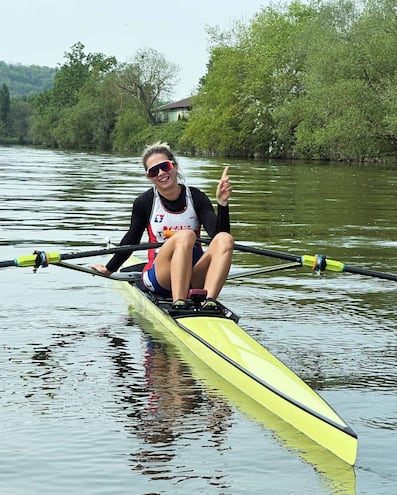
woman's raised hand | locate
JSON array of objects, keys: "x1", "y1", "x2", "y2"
[{"x1": 216, "y1": 166, "x2": 232, "y2": 206}]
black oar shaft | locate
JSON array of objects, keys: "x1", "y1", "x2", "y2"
[
  {"x1": 0, "y1": 259, "x2": 14, "y2": 268},
  {"x1": 59, "y1": 242, "x2": 162, "y2": 261},
  {"x1": 344, "y1": 264, "x2": 397, "y2": 282},
  {"x1": 234, "y1": 242, "x2": 301, "y2": 263},
  {"x1": 198, "y1": 238, "x2": 301, "y2": 263},
  {"x1": 0, "y1": 242, "x2": 162, "y2": 268}
]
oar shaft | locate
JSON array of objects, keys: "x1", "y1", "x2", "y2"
[
  {"x1": 198, "y1": 238, "x2": 301, "y2": 263},
  {"x1": 233, "y1": 242, "x2": 301, "y2": 263},
  {"x1": 344, "y1": 264, "x2": 397, "y2": 282},
  {"x1": 0, "y1": 242, "x2": 162, "y2": 269},
  {"x1": 59, "y1": 243, "x2": 161, "y2": 261}
]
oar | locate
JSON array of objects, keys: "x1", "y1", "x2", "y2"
[
  {"x1": 3, "y1": 239, "x2": 396, "y2": 282},
  {"x1": 198, "y1": 238, "x2": 397, "y2": 282},
  {"x1": 0, "y1": 242, "x2": 162, "y2": 269}
]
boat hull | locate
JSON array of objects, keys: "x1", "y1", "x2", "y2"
[{"x1": 118, "y1": 258, "x2": 357, "y2": 465}]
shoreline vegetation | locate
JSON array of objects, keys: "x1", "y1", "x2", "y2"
[{"x1": 2, "y1": 0, "x2": 397, "y2": 163}]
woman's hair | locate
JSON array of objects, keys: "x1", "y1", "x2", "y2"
[{"x1": 142, "y1": 142, "x2": 177, "y2": 170}]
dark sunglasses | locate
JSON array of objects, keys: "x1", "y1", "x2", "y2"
[{"x1": 146, "y1": 160, "x2": 175, "y2": 178}]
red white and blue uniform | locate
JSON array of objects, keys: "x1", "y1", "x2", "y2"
[{"x1": 145, "y1": 186, "x2": 202, "y2": 270}]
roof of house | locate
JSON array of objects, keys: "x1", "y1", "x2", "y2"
[{"x1": 156, "y1": 97, "x2": 192, "y2": 111}]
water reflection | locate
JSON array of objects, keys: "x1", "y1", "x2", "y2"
[
  {"x1": 102, "y1": 317, "x2": 234, "y2": 489},
  {"x1": 5, "y1": 326, "x2": 89, "y2": 414}
]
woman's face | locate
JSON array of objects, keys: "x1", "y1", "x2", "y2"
[{"x1": 145, "y1": 153, "x2": 178, "y2": 191}]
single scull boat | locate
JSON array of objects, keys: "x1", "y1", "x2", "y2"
[{"x1": 105, "y1": 252, "x2": 358, "y2": 466}]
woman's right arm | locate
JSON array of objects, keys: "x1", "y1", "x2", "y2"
[{"x1": 92, "y1": 191, "x2": 152, "y2": 274}]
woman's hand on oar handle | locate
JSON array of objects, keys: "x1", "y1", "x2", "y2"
[
  {"x1": 91, "y1": 264, "x2": 112, "y2": 277},
  {"x1": 216, "y1": 166, "x2": 232, "y2": 206}
]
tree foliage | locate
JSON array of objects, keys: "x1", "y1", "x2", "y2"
[
  {"x1": 27, "y1": 43, "x2": 181, "y2": 150},
  {"x1": 277, "y1": 0, "x2": 394, "y2": 160},
  {"x1": 185, "y1": 0, "x2": 397, "y2": 161},
  {"x1": 8, "y1": 98, "x2": 32, "y2": 142},
  {"x1": 4, "y1": 1, "x2": 397, "y2": 160},
  {"x1": 117, "y1": 47, "x2": 180, "y2": 124},
  {"x1": 0, "y1": 83, "x2": 10, "y2": 131},
  {"x1": 30, "y1": 42, "x2": 119, "y2": 149}
]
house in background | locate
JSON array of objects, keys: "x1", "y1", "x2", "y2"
[{"x1": 155, "y1": 97, "x2": 192, "y2": 123}]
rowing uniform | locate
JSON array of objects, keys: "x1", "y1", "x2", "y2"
[
  {"x1": 142, "y1": 186, "x2": 203, "y2": 295},
  {"x1": 106, "y1": 184, "x2": 230, "y2": 294}
]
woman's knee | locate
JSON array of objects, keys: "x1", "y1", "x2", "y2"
[
  {"x1": 173, "y1": 229, "x2": 197, "y2": 247},
  {"x1": 212, "y1": 232, "x2": 234, "y2": 251}
]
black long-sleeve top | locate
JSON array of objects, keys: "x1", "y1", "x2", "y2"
[{"x1": 106, "y1": 185, "x2": 230, "y2": 272}]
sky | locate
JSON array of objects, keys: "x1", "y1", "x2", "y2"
[{"x1": 1, "y1": 0, "x2": 271, "y2": 100}]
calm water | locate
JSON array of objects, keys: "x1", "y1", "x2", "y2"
[{"x1": 1, "y1": 146, "x2": 396, "y2": 495}]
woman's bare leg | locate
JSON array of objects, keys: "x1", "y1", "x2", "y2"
[
  {"x1": 154, "y1": 229, "x2": 197, "y2": 301},
  {"x1": 192, "y1": 232, "x2": 234, "y2": 299}
]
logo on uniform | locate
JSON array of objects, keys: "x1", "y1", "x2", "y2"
[{"x1": 154, "y1": 214, "x2": 165, "y2": 223}]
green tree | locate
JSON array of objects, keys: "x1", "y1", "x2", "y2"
[
  {"x1": 53, "y1": 72, "x2": 121, "y2": 150},
  {"x1": 283, "y1": 0, "x2": 397, "y2": 160},
  {"x1": 0, "y1": 83, "x2": 10, "y2": 133},
  {"x1": 358, "y1": 0, "x2": 397, "y2": 152},
  {"x1": 9, "y1": 98, "x2": 33, "y2": 142},
  {"x1": 28, "y1": 42, "x2": 182, "y2": 151},
  {"x1": 184, "y1": 0, "x2": 397, "y2": 160},
  {"x1": 112, "y1": 103, "x2": 149, "y2": 151},
  {"x1": 30, "y1": 42, "x2": 117, "y2": 147},
  {"x1": 0, "y1": 61, "x2": 55, "y2": 98},
  {"x1": 182, "y1": 26, "x2": 255, "y2": 155},
  {"x1": 117, "y1": 47, "x2": 180, "y2": 124},
  {"x1": 239, "y1": 2, "x2": 314, "y2": 157},
  {"x1": 182, "y1": 3, "x2": 313, "y2": 157},
  {"x1": 51, "y1": 42, "x2": 117, "y2": 108}
]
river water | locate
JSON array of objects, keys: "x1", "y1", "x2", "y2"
[{"x1": 1, "y1": 145, "x2": 396, "y2": 495}]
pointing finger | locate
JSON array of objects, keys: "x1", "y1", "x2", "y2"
[{"x1": 221, "y1": 166, "x2": 229, "y2": 179}]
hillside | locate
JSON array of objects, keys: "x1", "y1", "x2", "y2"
[{"x1": 0, "y1": 61, "x2": 56, "y2": 98}]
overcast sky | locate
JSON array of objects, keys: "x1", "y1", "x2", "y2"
[{"x1": 1, "y1": 0, "x2": 270, "y2": 100}]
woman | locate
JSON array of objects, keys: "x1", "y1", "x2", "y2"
[{"x1": 92, "y1": 142, "x2": 234, "y2": 309}]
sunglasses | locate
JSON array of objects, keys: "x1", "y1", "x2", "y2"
[{"x1": 146, "y1": 160, "x2": 175, "y2": 178}]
